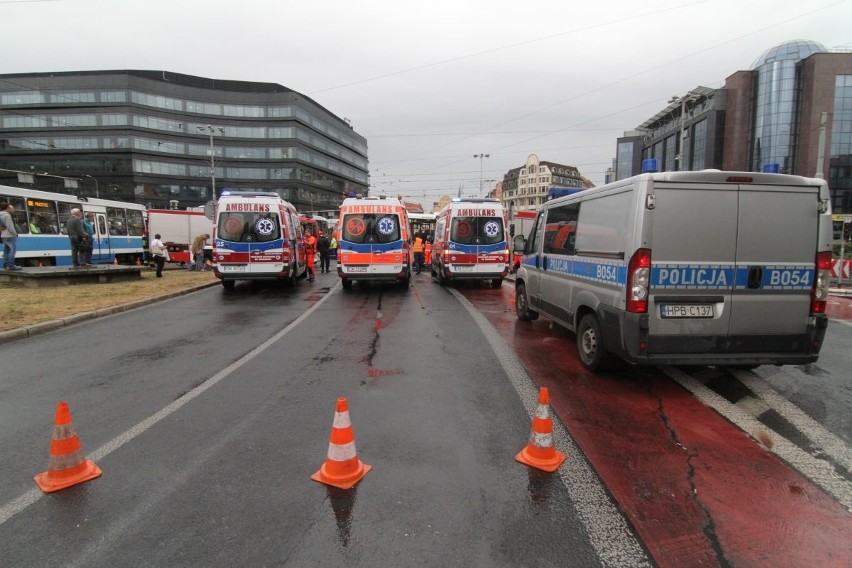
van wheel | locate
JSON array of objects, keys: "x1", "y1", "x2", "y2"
[
  {"x1": 492, "y1": 278, "x2": 503, "y2": 287},
  {"x1": 342, "y1": 277, "x2": 352, "y2": 290},
  {"x1": 222, "y1": 279, "x2": 235, "y2": 290},
  {"x1": 515, "y1": 283, "x2": 539, "y2": 321},
  {"x1": 437, "y1": 268, "x2": 447, "y2": 286},
  {"x1": 577, "y1": 314, "x2": 606, "y2": 371},
  {"x1": 288, "y1": 265, "x2": 298, "y2": 287}
]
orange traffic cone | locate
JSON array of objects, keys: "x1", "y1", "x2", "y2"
[
  {"x1": 37, "y1": 260, "x2": 43, "y2": 267},
  {"x1": 135, "y1": 257, "x2": 141, "y2": 266},
  {"x1": 311, "y1": 398, "x2": 371, "y2": 489},
  {"x1": 113, "y1": 256, "x2": 118, "y2": 265},
  {"x1": 515, "y1": 387, "x2": 566, "y2": 472},
  {"x1": 34, "y1": 401, "x2": 102, "y2": 493}
]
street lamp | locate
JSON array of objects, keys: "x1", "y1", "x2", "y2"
[
  {"x1": 668, "y1": 92, "x2": 700, "y2": 171},
  {"x1": 82, "y1": 174, "x2": 99, "y2": 198},
  {"x1": 474, "y1": 153, "x2": 490, "y2": 197},
  {"x1": 197, "y1": 124, "x2": 224, "y2": 196}
]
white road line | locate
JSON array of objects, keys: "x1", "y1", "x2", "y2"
[
  {"x1": 449, "y1": 288, "x2": 652, "y2": 568},
  {"x1": 0, "y1": 282, "x2": 340, "y2": 527},
  {"x1": 660, "y1": 366, "x2": 852, "y2": 511},
  {"x1": 729, "y1": 368, "x2": 852, "y2": 474}
]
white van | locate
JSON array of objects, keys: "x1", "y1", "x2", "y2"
[
  {"x1": 513, "y1": 170, "x2": 832, "y2": 370},
  {"x1": 213, "y1": 191, "x2": 306, "y2": 289},
  {"x1": 432, "y1": 198, "x2": 510, "y2": 286}
]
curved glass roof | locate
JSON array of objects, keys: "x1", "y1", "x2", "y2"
[{"x1": 751, "y1": 40, "x2": 826, "y2": 68}]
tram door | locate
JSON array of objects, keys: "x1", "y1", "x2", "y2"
[{"x1": 92, "y1": 213, "x2": 112, "y2": 264}]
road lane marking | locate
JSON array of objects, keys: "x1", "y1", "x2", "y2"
[
  {"x1": 729, "y1": 368, "x2": 852, "y2": 474},
  {"x1": 660, "y1": 366, "x2": 852, "y2": 511},
  {"x1": 449, "y1": 288, "x2": 652, "y2": 568},
  {"x1": 0, "y1": 282, "x2": 341, "y2": 527}
]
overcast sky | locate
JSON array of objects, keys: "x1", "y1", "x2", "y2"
[{"x1": 2, "y1": 0, "x2": 851, "y2": 207}]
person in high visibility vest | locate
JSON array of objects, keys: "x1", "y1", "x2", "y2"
[
  {"x1": 424, "y1": 238, "x2": 433, "y2": 267},
  {"x1": 304, "y1": 228, "x2": 317, "y2": 282},
  {"x1": 411, "y1": 232, "x2": 425, "y2": 274}
]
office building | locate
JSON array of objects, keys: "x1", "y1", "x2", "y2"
[{"x1": 0, "y1": 70, "x2": 368, "y2": 211}]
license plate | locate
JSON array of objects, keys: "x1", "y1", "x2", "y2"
[
  {"x1": 453, "y1": 265, "x2": 474, "y2": 272},
  {"x1": 221, "y1": 264, "x2": 246, "y2": 273},
  {"x1": 660, "y1": 304, "x2": 714, "y2": 318},
  {"x1": 347, "y1": 266, "x2": 368, "y2": 273}
]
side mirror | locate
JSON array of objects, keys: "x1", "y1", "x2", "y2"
[{"x1": 513, "y1": 234, "x2": 526, "y2": 254}]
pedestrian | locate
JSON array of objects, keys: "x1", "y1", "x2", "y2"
[
  {"x1": 425, "y1": 237, "x2": 433, "y2": 268},
  {"x1": 189, "y1": 233, "x2": 209, "y2": 272},
  {"x1": 66, "y1": 207, "x2": 87, "y2": 269},
  {"x1": 317, "y1": 231, "x2": 331, "y2": 273},
  {"x1": 411, "y1": 231, "x2": 425, "y2": 274},
  {"x1": 330, "y1": 233, "x2": 338, "y2": 264},
  {"x1": 81, "y1": 212, "x2": 95, "y2": 266},
  {"x1": 0, "y1": 202, "x2": 21, "y2": 270},
  {"x1": 149, "y1": 233, "x2": 169, "y2": 277},
  {"x1": 304, "y1": 228, "x2": 317, "y2": 282}
]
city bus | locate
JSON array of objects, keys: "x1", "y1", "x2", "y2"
[{"x1": 0, "y1": 184, "x2": 146, "y2": 266}]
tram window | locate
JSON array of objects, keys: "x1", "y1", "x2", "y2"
[
  {"x1": 107, "y1": 207, "x2": 127, "y2": 235},
  {"x1": 25, "y1": 198, "x2": 59, "y2": 234},
  {"x1": 57, "y1": 202, "x2": 75, "y2": 235},
  {"x1": 126, "y1": 209, "x2": 144, "y2": 236},
  {"x1": 97, "y1": 215, "x2": 107, "y2": 235},
  {"x1": 0, "y1": 195, "x2": 27, "y2": 233}
]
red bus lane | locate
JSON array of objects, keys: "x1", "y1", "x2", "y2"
[{"x1": 462, "y1": 285, "x2": 852, "y2": 567}]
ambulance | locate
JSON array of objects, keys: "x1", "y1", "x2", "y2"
[
  {"x1": 431, "y1": 198, "x2": 510, "y2": 286},
  {"x1": 213, "y1": 191, "x2": 306, "y2": 290},
  {"x1": 337, "y1": 196, "x2": 411, "y2": 289},
  {"x1": 512, "y1": 170, "x2": 832, "y2": 371}
]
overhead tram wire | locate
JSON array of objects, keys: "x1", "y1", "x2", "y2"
[{"x1": 367, "y1": 0, "x2": 845, "y2": 179}]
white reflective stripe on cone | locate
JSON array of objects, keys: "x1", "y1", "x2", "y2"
[
  {"x1": 327, "y1": 441, "x2": 357, "y2": 461},
  {"x1": 535, "y1": 404, "x2": 550, "y2": 420},
  {"x1": 332, "y1": 411, "x2": 352, "y2": 429},
  {"x1": 531, "y1": 432, "x2": 554, "y2": 448}
]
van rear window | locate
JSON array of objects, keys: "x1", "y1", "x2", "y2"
[
  {"x1": 342, "y1": 214, "x2": 401, "y2": 244},
  {"x1": 217, "y1": 212, "x2": 281, "y2": 242},
  {"x1": 450, "y1": 216, "x2": 504, "y2": 245}
]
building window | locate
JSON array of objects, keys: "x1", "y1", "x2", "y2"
[{"x1": 692, "y1": 120, "x2": 707, "y2": 170}]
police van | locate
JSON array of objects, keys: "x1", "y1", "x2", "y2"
[
  {"x1": 213, "y1": 192, "x2": 306, "y2": 290},
  {"x1": 431, "y1": 198, "x2": 510, "y2": 286},
  {"x1": 337, "y1": 196, "x2": 411, "y2": 289},
  {"x1": 513, "y1": 170, "x2": 832, "y2": 370}
]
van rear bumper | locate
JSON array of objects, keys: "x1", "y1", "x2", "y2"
[
  {"x1": 337, "y1": 266, "x2": 410, "y2": 282},
  {"x1": 214, "y1": 268, "x2": 292, "y2": 281},
  {"x1": 616, "y1": 311, "x2": 828, "y2": 366}
]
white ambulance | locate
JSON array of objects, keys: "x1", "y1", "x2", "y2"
[
  {"x1": 213, "y1": 191, "x2": 306, "y2": 290},
  {"x1": 513, "y1": 170, "x2": 832, "y2": 370},
  {"x1": 431, "y1": 198, "x2": 510, "y2": 286},
  {"x1": 336, "y1": 196, "x2": 411, "y2": 289}
]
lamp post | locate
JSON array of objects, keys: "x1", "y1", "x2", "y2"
[
  {"x1": 197, "y1": 124, "x2": 224, "y2": 197},
  {"x1": 668, "y1": 92, "x2": 700, "y2": 171},
  {"x1": 82, "y1": 174, "x2": 99, "y2": 198},
  {"x1": 474, "y1": 153, "x2": 490, "y2": 197}
]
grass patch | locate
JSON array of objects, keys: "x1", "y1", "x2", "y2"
[{"x1": 0, "y1": 269, "x2": 217, "y2": 332}]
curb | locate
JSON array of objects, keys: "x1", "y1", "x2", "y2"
[{"x1": 0, "y1": 281, "x2": 220, "y2": 345}]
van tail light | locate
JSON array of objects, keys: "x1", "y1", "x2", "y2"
[
  {"x1": 811, "y1": 251, "x2": 832, "y2": 314},
  {"x1": 627, "y1": 248, "x2": 651, "y2": 313}
]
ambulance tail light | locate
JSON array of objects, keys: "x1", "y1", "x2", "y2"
[
  {"x1": 811, "y1": 251, "x2": 832, "y2": 314},
  {"x1": 627, "y1": 248, "x2": 651, "y2": 313}
]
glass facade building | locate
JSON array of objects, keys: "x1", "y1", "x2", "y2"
[
  {"x1": 0, "y1": 70, "x2": 368, "y2": 212},
  {"x1": 750, "y1": 40, "x2": 826, "y2": 173}
]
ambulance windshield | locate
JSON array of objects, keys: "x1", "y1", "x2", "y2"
[
  {"x1": 342, "y1": 214, "x2": 401, "y2": 244},
  {"x1": 450, "y1": 216, "x2": 504, "y2": 245},
  {"x1": 217, "y1": 212, "x2": 281, "y2": 243}
]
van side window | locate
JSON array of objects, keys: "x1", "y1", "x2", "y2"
[
  {"x1": 528, "y1": 211, "x2": 545, "y2": 254},
  {"x1": 543, "y1": 202, "x2": 579, "y2": 255}
]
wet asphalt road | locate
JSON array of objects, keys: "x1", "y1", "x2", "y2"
[{"x1": 0, "y1": 270, "x2": 618, "y2": 567}]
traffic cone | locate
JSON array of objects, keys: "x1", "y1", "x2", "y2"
[
  {"x1": 311, "y1": 398, "x2": 371, "y2": 489},
  {"x1": 34, "y1": 401, "x2": 102, "y2": 493},
  {"x1": 37, "y1": 260, "x2": 43, "y2": 267},
  {"x1": 113, "y1": 256, "x2": 118, "y2": 265},
  {"x1": 135, "y1": 257, "x2": 141, "y2": 266},
  {"x1": 515, "y1": 387, "x2": 566, "y2": 472}
]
